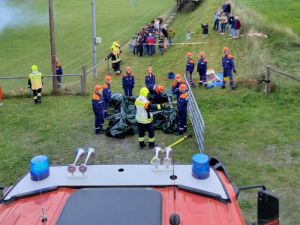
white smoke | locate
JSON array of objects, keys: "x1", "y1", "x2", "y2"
[{"x1": 0, "y1": 0, "x2": 47, "y2": 33}]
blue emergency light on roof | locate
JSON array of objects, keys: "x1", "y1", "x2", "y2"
[
  {"x1": 192, "y1": 154, "x2": 210, "y2": 179},
  {"x1": 30, "y1": 155, "x2": 50, "y2": 181}
]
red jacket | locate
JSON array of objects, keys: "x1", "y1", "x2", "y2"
[{"x1": 234, "y1": 20, "x2": 241, "y2": 30}]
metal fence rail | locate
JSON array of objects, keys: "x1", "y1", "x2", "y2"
[
  {"x1": 183, "y1": 75, "x2": 205, "y2": 153},
  {"x1": 0, "y1": 73, "x2": 86, "y2": 96}
]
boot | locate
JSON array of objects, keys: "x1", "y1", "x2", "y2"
[
  {"x1": 148, "y1": 142, "x2": 156, "y2": 149},
  {"x1": 37, "y1": 96, "x2": 42, "y2": 103},
  {"x1": 139, "y1": 141, "x2": 146, "y2": 149},
  {"x1": 95, "y1": 128, "x2": 105, "y2": 134},
  {"x1": 34, "y1": 98, "x2": 38, "y2": 104}
]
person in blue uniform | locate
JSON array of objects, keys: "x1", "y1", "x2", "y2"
[
  {"x1": 148, "y1": 84, "x2": 165, "y2": 104},
  {"x1": 172, "y1": 74, "x2": 186, "y2": 100},
  {"x1": 185, "y1": 52, "x2": 195, "y2": 87},
  {"x1": 145, "y1": 66, "x2": 156, "y2": 90},
  {"x1": 177, "y1": 84, "x2": 189, "y2": 135},
  {"x1": 102, "y1": 75, "x2": 112, "y2": 117},
  {"x1": 122, "y1": 66, "x2": 135, "y2": 96},
  {"x1": 221, "y1": 53, "x2": 236, "y2": 90},
  {"x1": 92, "y1": 85, "x2": 105, "y2": 134},
  {"x1": 55, "y1": 58, "x2": 63, "y2": 88},
  {"x1": 197, "y1": 51, "x2": 208, "y2": 87}
]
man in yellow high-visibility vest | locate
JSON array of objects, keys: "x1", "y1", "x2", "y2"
[
  {"x1": 28, "y1": 65, "x2": 43, "y2": 104},
  {"x1": 135, "y1": 87, "x2": 166, "y2": 149}
]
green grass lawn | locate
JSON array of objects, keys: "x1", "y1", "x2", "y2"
[
  {"x1": 1, "y1": 0, "x2": 300, "y2": 224},
  {"x1": 0, "y1": 0, "x2": 173, "y2": 76},
  {"x1": 235, "y1": 0, "x2": 300, "y2": 76}
]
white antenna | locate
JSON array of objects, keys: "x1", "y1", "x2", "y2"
[
  {"x1": 67, "y1": 148, "x2": 86, "y2": 174},
  {"x1": 79, "y1": 148, "x2": 95, "y2": 173}
]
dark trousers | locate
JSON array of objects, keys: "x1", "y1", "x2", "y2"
[
  {"x1": 186, "y1": 70, "x2": 195, "y2": 86},
  {"x1": 138, "y1": 122, "x2": 155, "y2": 145},
  {"x1": 148, "y1": 45, "x2": 154, "y2": 56},
  {"x1": 112, "y1": 62, "x2": 120, "y2": 72},
  {"x1": 124, "y1": 88, "x2": 133, "y2": 96},
  {"x1": 213, "y1": 19, "x2": 219, "y2": 30},
  {"x1": 93, "y1": 110, "x2": 104, "y2": 134},
  {"x1": 199, "y1": 72, "x2": 207, "y2": 85},
  {"x1": 138, "y1": 45, "x2": 143, "y2": 56},
  {"x1": 133, "y1": 46, "x2": 138, "y2": 55},
  {"x1": 178, "y1": 110, "x2": 187, "y2": 134},
  {"x1": 223, "y1": 70, "x2": 235, "y2": 88},
  {"x1": 32, "y1": 88, "x2": 42, "y2": 103}
]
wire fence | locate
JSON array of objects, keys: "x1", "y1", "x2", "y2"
[
  {"x1": 259, "y1": 65, "x2": 300, "y2": 95},
  {"x1": 0, "y1": 73, "x2": 86, "y2": 98},
  {"x1": 183, "y1": 74, "x2": 205, "y2": 153}
]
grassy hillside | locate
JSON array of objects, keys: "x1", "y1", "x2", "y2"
[
  {"x1": 234, "y1": 0, "x2": 300, "y2": 76},
  {"x1": 0, "y1": 0, "x2": 174, "y2": 76},
  {"x1": 0, "y1": 0, "x2": 300, "y2": 224}
]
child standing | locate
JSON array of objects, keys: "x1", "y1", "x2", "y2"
[
  {"x1": 164, "y1": 37, "x2": 168, "y2": 52},
  {"x1": 158, "y1": 36, "x2": 164, "y2": 55},
  {"x1": 177, "y1": 84, "x2": 189, "y2": 135},
  {"x1": 186, "y1": 31, "x2": 191, "y2": 41},
  {"x1": 55, "y1": 58, "x2": 63, "y2": 88},
  {"x1": 201, "y1": 23, "x2": 209, "y2": 38},
  {"x1": 92, "y1": 85, "x2": 105, "y2": 134},
  {"x1": 197, "y1": 52, "x2": 208, "y2": 87},
  {"x1": 185, "y1": 52, "x2": 195, "y2": 87},
  {"x1": 122, "y1": 66, "x2": 135, "y2": 96}
]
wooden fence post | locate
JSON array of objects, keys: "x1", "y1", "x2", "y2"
[
  {"x1": 265, "y1": 65, "x2": 271, "y2": 95},
  {"x1": 81, "y1": 66, "x2": 87, "y2": 96}
]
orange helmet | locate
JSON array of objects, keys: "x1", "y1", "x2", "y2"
[
  {"x1": 223, "y1": 47, "x2": 229, "y2": 52},
  {"x1": 228, "y1": 54, "x2": 233, "y2": 59},
  {"x1": 199, "y1": 51, "x2": 205, "y2": 57},
  {"x1": 94, "y1": 84, "x2": 102, "y2": 92},
  {"x1": 105, "y1": 75, "x2": 112, "y2": 83},
  {"x1": 175, "y1": 74, "x2": 182, "y2": 81},
  {"x1": 126, "y1": 66, "x2": 132, "y2": 72},
  {"x1": 156, "y1": 85, "x2": 165, "y2": 93},
  {"x1": 186, "y1": 52, "x2": 192, "y2": 57},
  {"x1": 179, "y1": 84, "x2": 188, "y2": 91}
]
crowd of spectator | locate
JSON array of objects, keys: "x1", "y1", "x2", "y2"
[
  {"x1": 213, "y1": 2, "x2": 241, "y2": 38},
  {"x1": 129, "y1": 18, "x2": 176, "y2": 56}
]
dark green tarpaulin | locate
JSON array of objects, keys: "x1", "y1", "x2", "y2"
[{"x1": 105, "y1": 92, "x2": 178, "y2": 138}]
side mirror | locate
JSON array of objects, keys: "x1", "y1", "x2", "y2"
[
  {"x1": 236, "y1": 185, "x2": 279, "y2": 225},
  {"x1": 257, "y1": 190, "x2": 279, "y2": 225}
]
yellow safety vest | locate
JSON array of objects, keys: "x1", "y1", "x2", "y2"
[
  {"x1": 135, "y1": 96, "x2": 153, "y2": 124},
  {"x1": 29, "y1": 72, "x2": 42, "y2": 90},
  {"x1": 111, "y1": 46, "x2": 121, "y2": 63}
]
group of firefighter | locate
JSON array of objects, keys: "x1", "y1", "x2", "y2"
[
  {"x1": 25, "y1": 43, "x2": 236, "y2": 149},
  {"x1": 91, "y1": 66, "x2": 189, "y2": 149},
  {"x1": 91, "y1": 46, "x2": 236, "y2": 149}
]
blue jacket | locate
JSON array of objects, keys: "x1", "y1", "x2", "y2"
[
  {"x1": 172, "y1": 80, "x2": 185, "y2": 99},
  {"x1": 102, "y1": 83, "x2": 111, "y2": 107},
  {"x1": 92, "y1": 93, "x2": 104, "y2": 114},
  {"x1": 222, "y1": 56, "x2": 235, "y2": 71},
  {"x1": 145, "y1": 73, "x2": 156, "y2": 89},
  {"x1": 122, "y1": 73, "x2": 135, "y2": 89},
  {"x1": 56, "y1": 63, "x2": 63, "y2": 75},
  {"x1": 197, "y1": 58, "x2": 207, "y2": 75},
  {"x1": 177, "y1": 92, "x2": 189, "y2": 113},
  {"x1": 186, "y1": 59, "x2": 195, "y2": 73}
]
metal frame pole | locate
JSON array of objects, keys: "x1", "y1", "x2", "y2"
[
  {"x1": 91, "y1": 0, "x2": 97, "y2": 79},
  {"x1": 48, "y1": 0, "x2": 57, "y2": 93}
]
